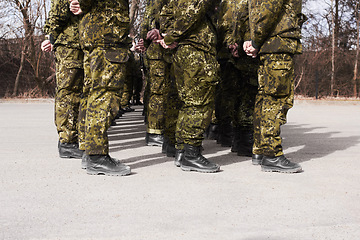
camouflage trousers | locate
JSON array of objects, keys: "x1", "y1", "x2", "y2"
[
  {"x1": 79, "y1": 47, "x2": 128, "y2": 155},
  {"x1": 253, "y1": 53, "x2": 295, "y2": 157},
  {"x1": 54, "y1": 46, "x2": 84, "y2": 144},
  {"x1": 163, "y1": 68, "x2": 181, "y2": 146},
  {"x1": 173, "y1": 45, "x2": 219, "y2": 147},
  {"x1": 232, "y1": 57, "x2": 259, "y2": 128},
  {"x1": 146, "y1": 57, "x2": 171, "y2": 134},
  {"x1": 120, "y1": 66, "x2": 133, "y2": 109}
]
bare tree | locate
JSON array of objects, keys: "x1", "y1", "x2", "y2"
[
  {"x1": 353, "y1": 2, "x2": 359, "y2": 97},
  {"x1": 1, "y1": 0, "x2": 48, "y2": 96}
]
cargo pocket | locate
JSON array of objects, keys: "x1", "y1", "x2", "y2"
[
  {"x1": 262, "y1": 54, "x2": 293, "y2": 97},
  {"x1": 105, "y1": 48, "x2": 129, "y2": 64}
]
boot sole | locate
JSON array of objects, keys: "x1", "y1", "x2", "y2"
[
  {"x1": 146, "y1": 143, "x2": 163, "y2": 147},
  {"x1": 86, "y1": 168, "x2": 131, "y2": 176},
  {"x1": 59, "y1": 154, "x2": 82, "y2": 159},
  {"x1": 180, "y1": 165, "x2": 220, "y2": 173},
  {"x1": 261, "y1": 166, "x2": 302, "y2": 173}
]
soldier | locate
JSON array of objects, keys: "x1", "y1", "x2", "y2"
[
  {"x1": 69, "y1": 0, "x2": 131, "y2": 176},
  {"x1": 219, "y1": 0, "x2": 259, "y2": 160},
  {"x1": 244, "y1": 0, "x2": 306, "y2": 173},
  {"x1": 159, "y1": 0, "x2": 221, "y2": 173},
  {"x1": 139, "y1": 0, "x2": 174, "y2": 148},
  {"x1": 41, "y1": 0, "x2": 84, "y2": 159}
]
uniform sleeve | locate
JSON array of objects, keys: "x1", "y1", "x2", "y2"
[
  {"x1": 249, "y1": 0, "x2": 285, "y2": 49},
  {"x1": 163, "y1": 0, "x2": 213, "y2": 45},
  {"x1": 218, "y1": 0, "x2": 234, "y2": 46},
  {"x1": 43, "y1": 0, "x2": 69, "y2": 41}
]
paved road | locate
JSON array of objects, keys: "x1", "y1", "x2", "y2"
[{"x1": 0, "y1": 99, "x2": 360, "y2": 240}]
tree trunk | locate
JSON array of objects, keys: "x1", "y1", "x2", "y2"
[
  {"x1": 354, "y1": 3, "x2": 359, "y2": 98},
  {"x1": 330, "y1": 0, "x2": 335, "y2": 97},
  {"x1": 13, "y1": 47, "x2": 26, "y2": 96}
]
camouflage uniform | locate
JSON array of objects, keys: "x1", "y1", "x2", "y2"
[
  {"x1": 141, "y1": 0, "x2": 173, "y2": 135},
  {"x1": 43, "y1": 0, "x2": 84, "y2": 144},
  {"x1": 163, "y1": 0, "x2": 221, "y2": 148},
  {"x1": 219, "y1": 0, "x2": 259, "y2": 153},
  {"x1": 249, "y1": 0, "x2": 305, "y2": 157},
  {"x1": 77, "y1": 0, "x2": 131, "y2": 155}
]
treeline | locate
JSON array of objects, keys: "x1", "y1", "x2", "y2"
[{"x1": 0, "y1": 0, "x2": 359, "y2": 99}]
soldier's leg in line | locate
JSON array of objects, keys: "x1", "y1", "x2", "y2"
[
  {"x1": 78, "y1": 49, "x2": 90, "y2": 154},
  {"x1": 54, "y1": 46, "x2": 84, "y2": 159},
  {"x1": 232, "y1": 58, "x2": 259, "y2": 160},
  {"x1": 120, "y1": 67, "x2": 134, "y2": 112},
  {"x1": 163, "y1": 63, "x2": 180, "y2": 159},
  {"x1": 84, "y1": 47, "x2": 131, "y2": 176},
  {"x1": 216, "y1": 59, "x2": 237, "y2": 147},
  {"x1": 145, "y1": 59, "x2": 166, "y2": 147},
  {"x1": 257, "y1": 53, "x2": 302, "y2": 173},
  {"x1": 173, "y1": 45, "x2": 220, "y2": 173}
]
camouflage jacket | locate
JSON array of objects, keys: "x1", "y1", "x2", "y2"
[
  {"x1": 43, "y1": 0, "x2": 81, "y2": 49},
  {"x1": 140, "y1": 0, "x2": 169, "y2": 44},
  {"x1": 162, "y1": 0, "x2": 221, "y2": 55},
  {"x1": 249, "y1": 0, "x2": 306, "y2": 54},
  {"x1": 78, "y1": 0, "x2": 131, "y2": 48},
  {"x1": 217, "y1": 0, "x2": 249, "y2": 59}
]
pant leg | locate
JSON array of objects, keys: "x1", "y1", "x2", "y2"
[
  {"x1": 173, "y1": 45, "x2": 219, "y2": 147},
  {"x1": 253, "y1": 53, "x2": 294, "y2": 157},
  {"x1": 54, "y1": 46, "x2": 84, "y2": 144},
  {"x1": 146, "y1": 58, "x2": 168, "y2": 134},
  {"x1": 83, "y1": 47, "x2": 128, "y2": 155}
]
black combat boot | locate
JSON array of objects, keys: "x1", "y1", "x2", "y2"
[
  {"x1": 86, "y1": 154, "x2": 131, "y2": 176},
  {"x1": 162, "y1": 136, "x2": 176, "y2": 157},
  {"x1": 236, "y1": 129, "x2": 254, "y2": 157},
  {"x1": 174, "y1": 149, "x2": 184, "y2": 167},
  {"x1": 252, "y1": 154, "x2": 263, "y2": 165},
  {"x1": 58, "y1": 141, "x2": 84, "y2": 159},
  {"x1": 261, "y1": 155, "x2": 302, "y2": 173},
  {"x1": 180, "y1": 144, "x2": 220, "y2": 173},
  {"x1": 146, "y1": 133, "x2": 164, "y2": 147}
]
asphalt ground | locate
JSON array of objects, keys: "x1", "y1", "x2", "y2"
[{"x1": 0, "y1": 99, "x2": 360, "y2": 240}]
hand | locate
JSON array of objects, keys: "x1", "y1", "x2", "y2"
[
  {"x1": 156, "y1": 39, "x2": 178, "y2": 49},
  {"x1": 243, "y1": 41, "x2": 258, "y2": 58},
  {"x1": 41, "y1": 39, "x2": 53, "y2": 52},
  {"x1": 69, "y1": 0, "x2": 83, "y2": 15},
  {"x1": 228, "y1": 43, "x2": 239, "y2": 58},
  {"x1": 135, "y1": 39, "x2": 146, "y2": 53},
  {"x1": 146, "y1": 29, "x2": 162, "y2": 41}
]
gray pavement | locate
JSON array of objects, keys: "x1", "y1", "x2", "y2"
[{"x1": 0, "y1": 99, "x2": 360, "y2": 240}]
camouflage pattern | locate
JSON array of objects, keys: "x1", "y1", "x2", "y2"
[
  {"x1": 159, "y1": 0, "x2": 220, "y2": 147},
  {"x1": 163, "y1": 0, "x2": 221, "y2": 55},
  {"x1": 216, "y1": 0, "x2": 258, "y2": 131},
  {"x1": 77, "y1": 0, "x2": 131, "y2": 154},
  {"x1": 78, "y1": 0, "x2": 131, "y2": 49},
  {"x1": 252, "y1": 53, "x2": 294, "y2": 157},
  {"x1": 249, "y1": 0, "x2": 306, "y2": 54},
  {"x1": 43, "y1": 0, "x2": 83, "y2": 144},
  {"x1": 140, "y1": 0, "x2": 169, "y2": 48},
  {"x1": 249, "y1": 0, "x2": 305, "y2": 157},
  {"x1": 145, "y1": 44, "x2": 174, "y2": 134},
  {"x1": 43, "y1": 0, "x2": 81, "y2": 48},
  {"x1": 78, "y1": 47, "x2": 129, "y2": 154},
  {"x1": 141, "y1": 0, "x2": 175, "y2": 135},
  {"x1": 54, "y1": 46, "x2": 84, "y2": 144},
  {"x1": 173, "y1": 45, "x2": 219, "y2": 147}
]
